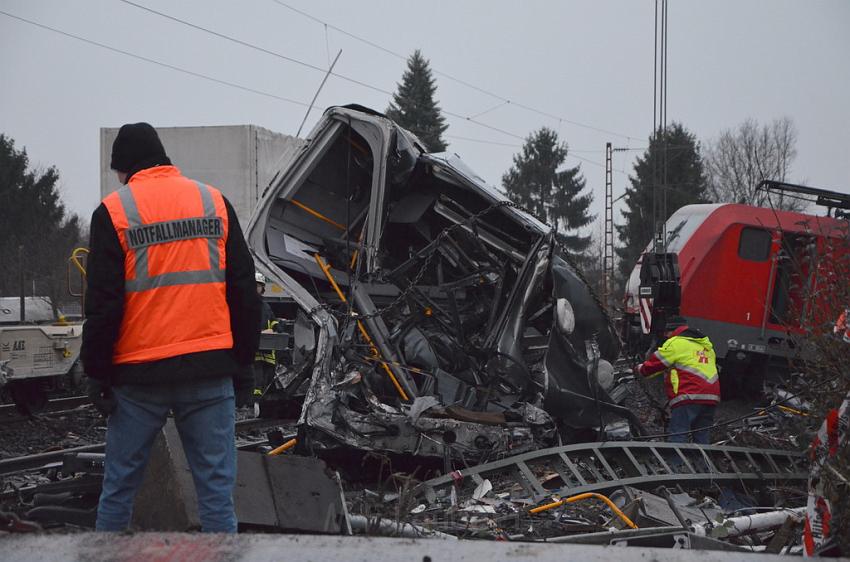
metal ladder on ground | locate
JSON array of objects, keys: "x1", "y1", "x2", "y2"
[{"x1": 417, "y1": 441, "x2": 807, "y2": 504}]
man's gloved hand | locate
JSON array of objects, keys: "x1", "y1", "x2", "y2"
[
  {"x1": 86, "y1": 378, "x2": 116, "y2": 417},
  {"x1": 633, "y1": 364, "x2": 643, "y2": 377}
]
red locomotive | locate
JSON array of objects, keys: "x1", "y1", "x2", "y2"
[{"x1": 622, "y1": 182, "x2": 849, "y2": 390}]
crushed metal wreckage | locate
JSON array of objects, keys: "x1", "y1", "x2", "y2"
[
  {"x1": 382, "y1": 440, "x2": 809, "y2": 547},
  {"x1": 245, "y1": 104, "x2": 641, "y2": 460}
]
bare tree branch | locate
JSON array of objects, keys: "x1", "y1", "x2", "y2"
[{"x1": 707, "y1": 117, "x2": 802, "y2": 211}]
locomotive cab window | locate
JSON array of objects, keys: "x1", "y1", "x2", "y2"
[{"x1": 738, "y1": 227, "x2": 772, "y2": 261}]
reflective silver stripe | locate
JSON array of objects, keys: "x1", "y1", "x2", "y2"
[
  {"x1": 118, "y1": 181, "x2": 226, "y2": 292},
  {"x1": 655, "y1": 350, "x2": 673, "y2": 367},
  {"x1": 117, "y1": 186, "x2": 142, "y2": 226},
  {"x1": 669, "y1": 393, "x2": 720, "y2": 406},
  {"x1": 126, "y1": 268, "x2": 226, "y2": 292},
  {"x1": 195, "y1": 181, "x2": 221, "y2": 271},
  {"x1": 117, "y1": 186, "x2": 148, "y2": 282}
]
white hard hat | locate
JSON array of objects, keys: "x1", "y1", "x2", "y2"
[{"x1": 255, "y1": 271, "x2": 266, "y2": 285}]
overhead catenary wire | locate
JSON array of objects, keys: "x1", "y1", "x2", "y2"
[
  {"x1": 662, "y1": 0, "x2": 669, "y2": 247},
  {"x1": 112, "y1": 1, "x2": 621, "y2": 169},
  {"x1": 296, "y1": 48, "x2": 343, "y2": 137},
  {"x1": 0, "y1": 7, "x2": 514, "y2": 161},
  {"x1": 467, "y1": 100, "x2": 512, "y2": 121},
  {"x1": 2, "y1": 5, "x2": 630, "y2": 175},
  {"x1": 270, "y1": 0, "x2": 642, "y2": 142},
  {"x1": 116, "y1": 0, "x2": 392, "y2": 96},
  {"x1": 446, "y1": 135, "x2": 654, "y2": 153},
  {"x1": 446, "y1": 135, "x2": 521, "y2": 148},
  {"x1": 650, "y1": 0, "x2": 671, "y2": 251},
  {"x1": 0, "y1": 9, "x2": 312, "y2": 109}
]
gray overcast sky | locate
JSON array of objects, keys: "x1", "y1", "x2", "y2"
[{"x1": 1, "y1": 0, "x2": 849, "y2": 231}]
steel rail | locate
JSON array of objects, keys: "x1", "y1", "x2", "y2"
[
  {"x1": 0, "y1": 418, "x2": 294, "y2": 476},
  {"x1": 0, "y1": 396, "x2": 90, "y2": 420}
]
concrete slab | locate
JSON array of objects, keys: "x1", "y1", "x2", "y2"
[
  {"x1": 132, "y1": 419, "x2": 199, "y2": 531},
  {"x1": 0, "y1": 532, "x2": 798, "y2": 562},
  {"x1": 235, "y1": 452, "x2": 345, "y2": 533},
  {"x1": 234, "y1": 452, "x2": 278, "y2": 528},
  {"x1": 129, "y1": 424, "x2": 345, "y2": 533}
]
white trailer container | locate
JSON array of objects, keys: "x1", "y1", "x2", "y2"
[{"x1": 100, "y1": 125, "x2": 303, "y2": 226}]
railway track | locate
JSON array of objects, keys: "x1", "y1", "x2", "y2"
[
  {"x1": 0, "y1": 396, "x2": 91, "y2": 421},
  {"x1": 0, "y1": 417, "x2": 294, "y2": 476}
]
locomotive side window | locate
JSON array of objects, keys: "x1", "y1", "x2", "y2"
[{"x1": 738, "y1": 227, "x2": 771, "y2": 261}]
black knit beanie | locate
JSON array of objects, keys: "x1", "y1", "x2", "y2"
[{"x1": 110, "y1": 123, "x2": 170, "y2": 178}]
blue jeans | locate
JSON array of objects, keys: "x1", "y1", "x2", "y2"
[
  {"x1": 96, "y1": 377, "x2": 237, "y2": 533},
  {"x1": 668, "y1": 403, "x2": 716, "y2": 444}
]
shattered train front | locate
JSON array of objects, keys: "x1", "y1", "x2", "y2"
[{"x1": 245, "y1": 105, "x2": 635, "y2": 461}]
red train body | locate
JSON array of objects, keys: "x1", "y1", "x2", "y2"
[{"x1": 623, "y1": 203, "x2": 848, "y2": 374}]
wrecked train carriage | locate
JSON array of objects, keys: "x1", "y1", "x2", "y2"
[{"x1": 246, "y1": 105, "x2": 632, "y2": 460}]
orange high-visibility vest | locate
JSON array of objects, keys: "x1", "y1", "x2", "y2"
[{"x1": 102, "y1": 166, "x2": 233, "y2": 364}]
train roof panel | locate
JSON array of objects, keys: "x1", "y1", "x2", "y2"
[
  {"x1": 707, "y1": 204, "x2": 847, "y2": 237},
  {"x1": 650, "y1": 204, "x2": 848, "y2": 255}
]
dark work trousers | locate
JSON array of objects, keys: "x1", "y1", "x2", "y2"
[
  {"x1": 668, "y1": 403, "x2": 716, "y2": 444},
  {"x1": 96, "y1": 377, "x2": 236, "y2": 532},
  {"x1": 251, "y1": 362, "x2": 275, "y2": 399}
]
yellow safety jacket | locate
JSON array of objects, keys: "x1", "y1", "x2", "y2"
[
  {"x1": 639, "y1": 328, "x2": 721, "y2": 408},
  {"x1": 255, "y1": 318, "x2": 279, "y2": 366}
]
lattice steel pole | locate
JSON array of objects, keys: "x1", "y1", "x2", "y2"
[{"x1": 603, "y1": 143, "x2": 614, "y2": 310}]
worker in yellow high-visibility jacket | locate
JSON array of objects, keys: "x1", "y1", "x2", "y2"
[{"x1": 636, "y1": 316, "x2": 720, "y2": 444}]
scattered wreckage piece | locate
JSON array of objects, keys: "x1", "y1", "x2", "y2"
[
  {"x1": 528, "y1": 491, "x2": 638, "y2": 528},
  {"x1": 246, "y1": 104, "x2": 632, "y2": 461},
  {"x1": 609, "y1": 486, "x2": 722, "y2": 529},
  {"x1": 0, "y1": 510, "x2": 42, "y2": 533},
  {"x1": 235, "y1": 452, "x2": 348, "y2": 534},
  {"x1": 5, "y1": 455, "x2": 104, "y2": 529},
  {"x1": 546, "y1": 527, "x2": 750, "y2": 552},
  {"x1": 347, "y1": 515, "x2": 456, "y2": 539},
  {"x1": 0, "y1": 444, "x2": 105, "y2": 476},
  {"x1": 690, "y1": 507, "x2": 806, "y2": 539},
  {"x1": 393, "y1": 442, "x2": 808, "y2": 547},
  {"x1": 415, "y1": 441, "x2": 807, "y2": 505}
]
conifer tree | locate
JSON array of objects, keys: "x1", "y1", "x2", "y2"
[
  {"x1": 615, "y1": 123, "x2": 708, "y2": 281},
  {"x1": 386, "y1": 50, "x2": 448, "y2": 152},
  {"x1": 502, "y1": 128, "x2": 593, "y2": 253},
  {"x1": 0, "y1": 134, "x2": 82, "y2": 316}
]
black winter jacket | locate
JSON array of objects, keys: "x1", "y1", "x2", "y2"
[{"x1": 81, "y1": 179, "x2": 261, "y2": 388}]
